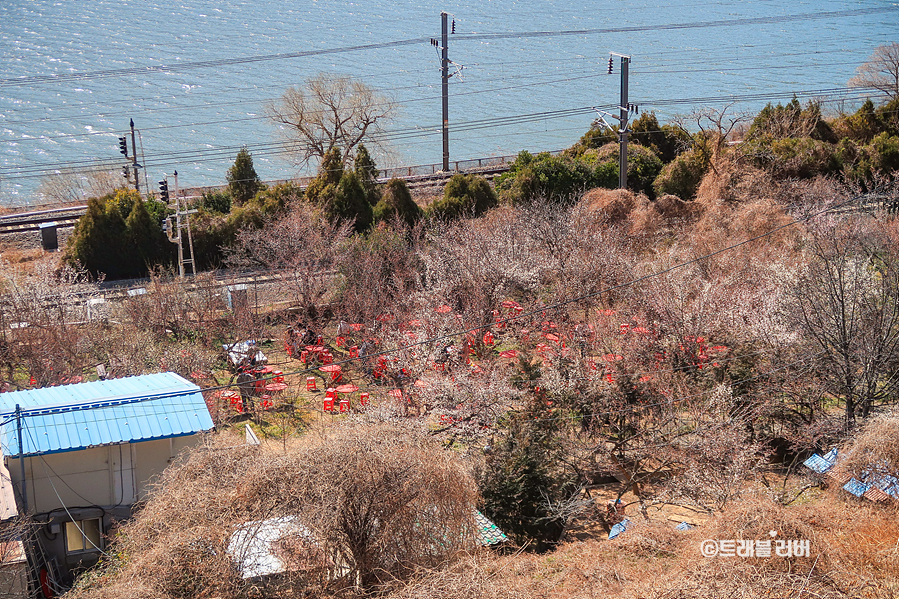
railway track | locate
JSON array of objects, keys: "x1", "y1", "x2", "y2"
[
  {"x1": 0, "y1": 205, "x2": 87, "y2": 235},
  {"x1": 0, "y1": 165, "x2": 513, "y2": 237}
]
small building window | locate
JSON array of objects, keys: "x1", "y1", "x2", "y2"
[{"x1": 65, "y1": 519, "x2": 102, "y2": 554}]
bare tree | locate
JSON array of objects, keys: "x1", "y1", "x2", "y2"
[
  {"x1": 849, "y1": 42, "x2": 899, "y2": 100},
  {"x1": 787, "y1": 217, "x2": 899, "y2": 429},
  {"x1": 227, "y1": 204, "x2": 352, "y2": 318},
  {"x1": 673, "y1": 104, "x2": 748, "y2": 175},
  {"x1": 267, "y1": 73, "x2": 395, "y2": 169},
  {"x1": 36, "y1": 170, "x2": 122, "y2": 205}
]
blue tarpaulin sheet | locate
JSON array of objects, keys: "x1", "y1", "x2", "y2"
[{"x1": 609, "y1": 518, "x2": 631, "y2": 540}]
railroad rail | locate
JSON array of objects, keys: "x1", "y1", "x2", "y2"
[{"x1": 0, "y1": 158, "x2": 522, "y2": 236}]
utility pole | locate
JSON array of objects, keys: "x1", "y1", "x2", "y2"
[
  {"x1": 130, "y1": 119, "x2": 140, "y2": 194},
  {"x1": 441, "y1": 12, "x2": 449, "y2": 171},
  {"x1": 162, "y1": 173, "x2": 197, "y2": 278},
  {"x1": 598, "y1": 53, "x2": 635, "y2": 190},
  {"x1": 174, "y1": 171, "x2": 196, "y2": 277},
  {"x1": 15, "y1": 404, "x2": 26, "y2": 513},
  {"x1": 617, "y1": 55, "x2": 630, "y2": 190}
]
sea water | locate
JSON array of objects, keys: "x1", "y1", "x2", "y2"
[{"x1": 0, "y1": 0, "x2": 897, "y2": 205}]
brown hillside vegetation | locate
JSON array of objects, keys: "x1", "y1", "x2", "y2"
[
  {"x1": 387, "y1": 493, "x2": 899, "y2": 599},
  {"x1": 6, "y1": 95, "x2": 899, "y2": 599}
]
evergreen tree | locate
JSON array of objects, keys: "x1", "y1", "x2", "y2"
[
  {"x1": 306, "y1": 149, "x2": 372, "y2": 232},
  {"x1": 428, "y1": 173, "x2": 497, "y2": 220},
  {"x1": 227, "y1": 146, "x2": 263, "y2": 206},
  {"x1": 354, "y1": 144, "x2": 381, "y2": 205},
  {"x1": 65, "y1": 189, "x2": 172, "y2": 279},
  {"x1": 373, "y1": 178, "x2": 422, "y2": 226},
  {"x1": 335, "y1": 171, "x2": 373, "y2": 232}
]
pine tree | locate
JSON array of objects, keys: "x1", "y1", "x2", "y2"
[
  {"x1": 227, "y1": 146, "x2": 262, "y2": 206},
  {"x1": 373, "y1": 178, "x2": 422, "y2": 226}
]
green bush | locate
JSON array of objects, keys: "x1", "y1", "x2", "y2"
[
  {"x1": 583, "y1": 143, "x2": 664, "y2": 199},
  {"x1": 306, "y1": 149, "x2": 372, "y2": 231},
  {"x1": 354, "y1": 144, "x2": 381, "y2": 206},
  {"x1": 200, "y1": 190, "x2": 232, "y2": 214},
  {"x1": 189, "y1": 183, "x2": 296, "y2": 270},
  {"x1": 871, "y1": 132, "x2": 899, "y2": 174},
  {"x1": 251, "y1": 181, "x2": 303, "y2": 214},
  {"x1": 373, "y1": 178, "x2": 422, "y2": 226},
  {"x1": 747, "y1": 98, "x2": 836, "y2": 143},
  {"x1": 478, "y1": 395, "x2": 577, "y2": 552},
  {"x1": 568, "y1": 123, "x2": 618, "y2": 155},
  {"x1": 494, "y1": 151, "x2": 594, "y2": 205},
  {"x1": 630, "y1": 111, "x2": 691, "y2": 163},
  {"x1": 653, "y1": 148, "x2": 709, "y2": 200},
  {"x1": 428, "y1": 173, "x2": 497, "y2": 219},
  {"x1": 334, "y1": 171, "x2": 373, "y2": 232},
  {"x1": 65, "y1": 189, "x2": 173, "y2": 279}
]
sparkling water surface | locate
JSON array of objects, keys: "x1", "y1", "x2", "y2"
[{"x1": 0, "y1": 0, "x2": 897, "y2": 205}]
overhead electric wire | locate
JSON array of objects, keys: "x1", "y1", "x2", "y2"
[
  {"x1": 0, "y1": 82, "x2": 884, "y2": 181},
  {"x1": 0, "y1": 6, "x2": 892, "y2": 88}
]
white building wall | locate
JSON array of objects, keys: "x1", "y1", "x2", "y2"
[{"x1": 6, "y1": 434, "x2": 200, "y2": 515}]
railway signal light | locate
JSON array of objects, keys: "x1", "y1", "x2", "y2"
[
  {"x1": 608, "y1": 56, "x2": 614, "y2": 74},
  {"x1": 118, "y1": 136, "x2": 128, "y2": 157},
  {"x1": 122, "y1": 166, "x2": 129, "y2": 180},
  {"x1": 158, "y1": 179, "x2": 169, "y2": 202}
]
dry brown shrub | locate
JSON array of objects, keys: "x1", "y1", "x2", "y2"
[
  {"x1": 0, "y1": 248, "x2": 45, "y2": 264},
  {"x1": 384, "y1": 490, "x2": 899, "y2": 599},
  {"x1": 839, "y1": 413, "x2": 899, "y2": 484},
  {"x1": 653, "y1": 194, "x2": 700, "y2": 220},
  {"x1": 694, "y1": 155, "x2": 774, "y2": 206},
  {"x1": 68, "y1": 423, "x2": 480, "y2": 599},
  {"x1": 579, "y1": 188, "x2": 643, "y2": 224},
  {"x1": 384, "y1": 552, "x2": 546, "y2": 599}
]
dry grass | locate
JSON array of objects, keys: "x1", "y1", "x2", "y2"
[
  {"x1": 839, "y1": 413, "x2": 899, "y2": 484},
  {"x1": 67, "y1": 423, "x2": 480, "y2": 599},
  {"x1": 380, "y1": 490, "x2": 899, "y2": 599}
]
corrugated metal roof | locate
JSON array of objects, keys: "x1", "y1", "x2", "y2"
[{"x1": 0, "y1": 373, "x2": 213, "y2": 457}]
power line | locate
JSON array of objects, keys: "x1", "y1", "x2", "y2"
[
  {"x1": 2, "y1": 83, "x2": 885, "y2": 181},
  {"x1": 0, "y1": 7, "x2": 892, "y2": 88}
]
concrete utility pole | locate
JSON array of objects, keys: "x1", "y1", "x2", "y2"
[
  {"x1": 617, "y1": 55, "x2": 630, "y2": 190},
  {"x1": 130, "y1": 119, "x2": 140, "y2": 194},
  {"x1": 15, "y1": 404, "x2": 26, "y2": 513},
  {"x1": 441, "y1": 12, "x2": 449, "y2": 171}
]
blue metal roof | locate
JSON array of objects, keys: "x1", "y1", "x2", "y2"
[{"x1": 0, "y1": 373, "x2": 213, "y2": 457}]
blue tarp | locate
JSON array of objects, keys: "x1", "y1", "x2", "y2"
[
  {"x1": 843, "y1": 478, "x2": 871, "y2": 497},
  {"x1": 803, "y1": 448, "x2": 838, "y2": 474},
  {"x1": 609, "y1": 518, "x2": 631, "y2": 540}
]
